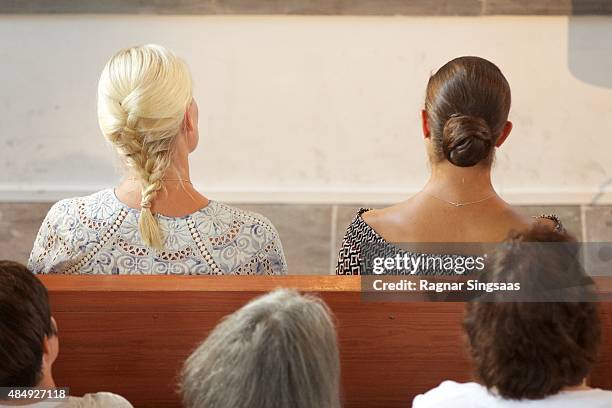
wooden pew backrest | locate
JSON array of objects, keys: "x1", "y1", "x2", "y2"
[{"x1": 40, "y1": 276, "x2": 612, "y2": 408}]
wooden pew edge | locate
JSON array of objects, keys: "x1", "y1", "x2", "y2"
[
  {"x1": 38, "y1": 275, "x2": 612, "y2": 294},
  {"x1": 38, "y1": 275, "x2": 362, "y2": 292}
]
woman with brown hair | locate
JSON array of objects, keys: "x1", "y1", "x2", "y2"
[
  {"x1": 413, "y1": 226, "x2": 612, "y2": 407},
  {"x1": 336, "y1": 56, "x2": 561, "y2": 275}
]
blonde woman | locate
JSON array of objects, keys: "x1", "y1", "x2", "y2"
[{"x1": 29, "y1": 45, "x2": 287, "y2": 275}]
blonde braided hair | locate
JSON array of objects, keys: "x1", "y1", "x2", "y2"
[{"x1": 97, "y1": 44, "x2": 192, "y2": 249}]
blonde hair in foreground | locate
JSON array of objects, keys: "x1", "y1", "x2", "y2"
[
  {"x1": 97, "y1": 44, "x2": 192, "y2": 249},
  {"x1": 180, "y1": 289, "x2": 342, "y2": 408}
]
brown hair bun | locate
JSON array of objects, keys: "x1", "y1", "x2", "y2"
[
  {"x1": 442, "y1": 114, "x2": 493, "y2": 167},
  {"x1": 425, "y1": 56, "x2": 511, "y2": 168}
]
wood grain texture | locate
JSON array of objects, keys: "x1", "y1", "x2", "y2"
[
  {"x1": 43, "y1": 276, "x2": 470, "y2": 408},
  {"x1": 40, "y1": 275, "x2": 360, "y2": 292},
  {"x1": 40, "y1": 276, "x2": 612, "y2": 407},
  {"x1": 591, "y1": 302, "x2": 612, "y2": 391}
]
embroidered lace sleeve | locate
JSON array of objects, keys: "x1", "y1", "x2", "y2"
[
  {"x1": 230, "y1": 210, "x2": 288, "y2": 275},
  {"x1": 28, "y1": 199, "x2": 80, "y2": 274}
]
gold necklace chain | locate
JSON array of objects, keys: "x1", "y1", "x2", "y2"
[{"x1": 426, "y1": 192, "x2": 497, "y2": 207}]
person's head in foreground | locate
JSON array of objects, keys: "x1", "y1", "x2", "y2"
[
  {"x1": 0, "y1": 261, "x2": 132, "y2": 407},
  {"x1": 181, "y1": 289, "x2": 341, "y2": 408},
  {"x1": 413, "y1": 226, "x2": 612, "y2": 407}
]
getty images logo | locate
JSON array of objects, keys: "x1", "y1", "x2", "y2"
[{"x1": 371, "y1": 253, "x2": 486, "y2": 275}]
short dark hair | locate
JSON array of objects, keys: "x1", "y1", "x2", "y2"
[
  {"x1": 0, "y1": 261, "x2": 56, "y2": 387},
  {"x1": 425, "y1": 56, "x2": 511, "y2": 167},
  {"x1": 464, "y1": 226, "x2": 601, "y2": 400}
]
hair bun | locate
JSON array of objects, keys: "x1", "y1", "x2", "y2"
[{"x1": 442, "y1": 114, "x2": 493, "y2": 167}]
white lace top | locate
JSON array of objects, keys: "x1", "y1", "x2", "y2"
[{"x1": 28, "y1": 189, "x2": 287, "y2": 275}]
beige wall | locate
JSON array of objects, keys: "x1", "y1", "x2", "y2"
[{"x1": 0, "y1": 15, "x2": 611, "y2": 204}]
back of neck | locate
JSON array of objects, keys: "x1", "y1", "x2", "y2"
[{"x1": 425, "y1": 162, "x2": 495, "y2": 201}]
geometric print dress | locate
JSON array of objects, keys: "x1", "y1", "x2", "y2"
[{"x1": 335, "y1": 208, "x2": 563, "y2": 275}]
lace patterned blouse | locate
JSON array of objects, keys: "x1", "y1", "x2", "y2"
[
  {"x1": 335, "y1": 208, "x2": 563, "y2": 275},
  {"x1": 28, "y1": 189, "x2": 287, "y2": 275}
]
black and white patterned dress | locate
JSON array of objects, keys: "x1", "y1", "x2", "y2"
[{"x1": 335, "y1": 208, "x2": 563, "y2": 275}]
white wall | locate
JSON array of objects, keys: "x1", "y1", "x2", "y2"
[{"x1": 0, "y1": 15, "x2": 611, "y2": 204}]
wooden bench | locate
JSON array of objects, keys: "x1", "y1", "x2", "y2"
[{"x1": 40, "y1": 276, "x2": 612, "y2": 408}]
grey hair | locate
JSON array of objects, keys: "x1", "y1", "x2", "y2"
[{"x1": 180, "y1": 289, "x2": 342, "y2": 408}]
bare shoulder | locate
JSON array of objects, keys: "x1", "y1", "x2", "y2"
[
  {"x1": 532, "y1": 214, "x2": 563, "y2": 232},
  {"x1": 497, "y1": 205, "x2": 533, "y2": 227},
  {"x1": 494, "y1": 205, "x2": 564, "y2": 237},
  {"x1": 361, "y1": 203, "x2": 407, "y2": 229},
  {"x1": 498, "y1": 202, "x2": 562, "y2": 232},
  {"x1": 360, "y1": 200, "x2": 419, "y2": 241}
]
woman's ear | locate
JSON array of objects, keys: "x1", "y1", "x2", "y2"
[
  {"x1": 43, "y1": 317, "x2": 59, "y2": 367},
  {"x1": 183, "y1": 106, "x2": 194, "y2": 133},
  {"x1": 496, "y1": 121, "x2": 513, "y2": 147},
  {"x1": 421, "y1": 110, "x2": 430, "y2": 139},
  {"x1": 182, "y1": 100, "x2": 199, "y2": 152}
]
